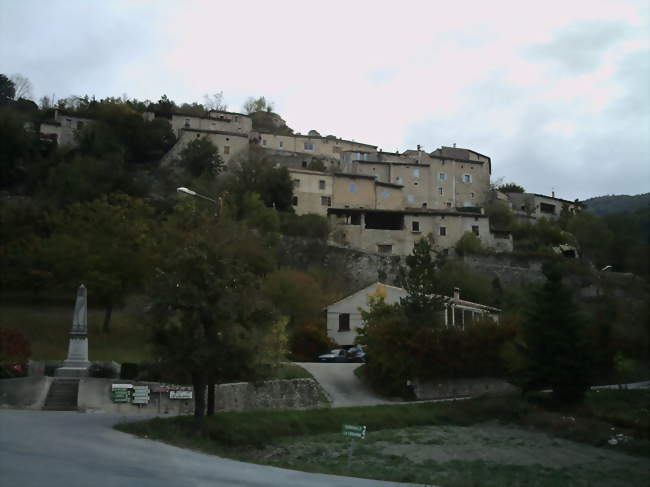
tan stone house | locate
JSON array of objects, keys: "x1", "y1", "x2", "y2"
[{"x1": 39, "y1": 110, "x2": 94, "y2": 147}]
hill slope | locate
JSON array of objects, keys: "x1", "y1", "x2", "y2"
[{"x1": 583, "y1": 193, "x2": 650, "y2": 215}]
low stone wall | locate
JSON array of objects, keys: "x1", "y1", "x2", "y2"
[
  {"x1": 77, "y1": 377, "x2": 329, "y2": 414},
  {"x1": 413, "y1": 377, "x2": 518, "y2": 400},
  {"x1": 0, "y1": 376, "x2": 53, "y2": 409}
]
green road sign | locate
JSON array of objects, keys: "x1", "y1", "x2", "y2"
[{"x1": 342, "y1": 424, "x2": 366, "y2": 439}]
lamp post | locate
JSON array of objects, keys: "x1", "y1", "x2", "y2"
[{"x1": 176, "y1": 187, "x2": 222, "y2": 218}]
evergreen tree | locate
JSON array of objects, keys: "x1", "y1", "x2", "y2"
[{"x1": 520, "y1": 264, "x2": 593, "y2": 403}]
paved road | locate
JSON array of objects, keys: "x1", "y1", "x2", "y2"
[
  {"x1": 298, "y1": 362, "x2": 400, "y2": 407},
  {"x1": 0, "y1": 410, "x2": 413, "y2": 487}
]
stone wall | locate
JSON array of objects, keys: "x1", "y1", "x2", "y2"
[
  {"x1": 277, "y1": 236, "x2": 405, "y2": 291},
  {"x1": 0, "y1": 376, "x2": 53, "y2": 409},
  {"x1": 413, "y1": 377, "x2": 518, "y2": 400},
  {"x1": 461, "y1": 254, "x2": 547, "y2": 285},
  {"x1": 77, "y1": 377, "x2": 329, "y2": 414}
]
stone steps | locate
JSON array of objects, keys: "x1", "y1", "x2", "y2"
[{"x1": 43, "y1": 379, "x2": 79, "y2": 411}]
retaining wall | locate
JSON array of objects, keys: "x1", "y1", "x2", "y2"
[{"x1": 0, "y1": 376, "x2": 53, "y2": 409}]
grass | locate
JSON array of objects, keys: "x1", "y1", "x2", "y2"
[
  {"x1": 0, "y1": 299, "x2": 153, "y2": 362},
  {"x1": 116, "y1": 390, "x2": 650, "y2": 485}
]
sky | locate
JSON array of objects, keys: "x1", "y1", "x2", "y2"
[{"x1": 1, "y1": 0, "x2": 648, "y2": 200}]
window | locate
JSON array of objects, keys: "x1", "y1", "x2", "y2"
[
  {"x1": 293, "y1": 179, "x2": 300, "y2": 188},
  {"x1": 321, "y1": 196, "x2": 331, "y2": 206},
  {"x1": 412, "y1": 221, "x2": 420, "y2": 232},
  {"x1": 279, "y1": 141, "x2": 284, "y2": 148},
  {"x1": 304, "y1": 142, "x2": 315, "y2": 151},
  {"x1": 262, "y1": 139, "x2": 267, "y2": 146},
  {"x1": 184, "y1": 118, "x2": 190, "y2": 128},
  {"x1": 211, "y1": 122, "x2": 217, "y2": 128},
  {"x1": 540, "y1": 202, "x2": 556, "y2": 214},
  {"x1": 319, "y1": 180, "x2": 326, "y2": 190},
  {"x1": 302, "y1": 161, "x2": 307, "y2": 168},
  {"x1": 338, "y1": 313, "x2": 350, "y2": 332},
  {"x1": 223, "y1": 145, "x2": 230, "y2": 155},
  {"x1": 377, "y1": 244, "x2": 393, "y2": 254},
  {"x1": 292, "y1": 196, "x2": 298, "y2": 206},
  {"x1": 439, "y1": 226, "x2": 447, "y2": 236},
  {"x1": 438, "y1": 187, "x2": 443, "y2": 195},
  {"x1": 463, "y1": 174, "x2": 472, "y2": 183},
  {"x1": 413, "y1": 181, "x2": 419, "y2": 186},
  {"x1": 472, "y1": 225, "x2": 479, "y2": 236},
  {"x1": 438, "y1": 172, "x2": 447, "y2": 181},
  {"x1": 407, "y1": 195, "x2": 415, "y2": 203},
  {"x1": 470, "y1": 192, "x2": 475, "y2": 198},
  {"x1": 413, "y1": 169, "x2": 420, "y2": 177},
  {"x1": 76, "y1": 121, "x2": 84, "y2": 130},
  {"x1": 349, "y1": 183, "x2": 357, "y2": 193},
  {"x1": 382, "y1": 190, "x2": 390, "y2": 199}
]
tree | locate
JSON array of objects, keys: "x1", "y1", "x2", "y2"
[
  {"x1": 9, "y1": 74, "x2": 33, "y2": 100},
  {"x1": 203, "y1": 92, "x2": 227, "y2": 111},
  {"x1": 242, "y1": 96, "x2": 274, "y2": 114},
  {"x1": 497, "y1": 183, "x2": 525, "y2": 193},
  {"x1": 146, "y1": 203, "x2": 277, "y2": 422},
  {"x1": 225, "y1": 146, "x2": 294, "y2": 213},
  {"x1": 518, "y1": 264, "x2": 593, "y2": 403},
  {"x1": 176, "y1": 137, "x2": 223, "y2": 178},
  {"x1": 0, "y1": 74, "x2": 15, "y2": 105},
  {"x1": 263, "y1": 269, "x2": 324, "y2": 331},
  {"x1": 45, "y1": 194, "x2": 156, "y2": 332}
]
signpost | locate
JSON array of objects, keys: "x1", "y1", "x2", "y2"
[
  {"x1": 111, "y1": 384, "x2": 132, "y2": 403},
  {"x1": 341, "y1": 424, "x2": 366, "y2": 469},
  {"x1": 132, "y1": 386, "x2": 150, "y2": 405}
]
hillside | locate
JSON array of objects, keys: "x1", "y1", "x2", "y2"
[{"x1": 583, "y1": 193, "x2": 650, "y2": 216}]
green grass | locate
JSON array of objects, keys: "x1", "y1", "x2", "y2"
[
  {"x1": 116, "y1": 390, "x2": 650, "y2": 485},
  {"x1": 0, "y1": 301, "x2": 153, "y2": 362}
]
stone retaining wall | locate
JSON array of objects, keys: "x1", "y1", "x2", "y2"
[{"x1": 0, "y1": 376, "x2": 53, "y2": 409}]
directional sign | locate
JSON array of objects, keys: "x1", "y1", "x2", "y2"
[
  {"x1": 111, "y1": 389, "x2": 130, "y2": 403},
  {"x1": 342, "y1": 424, "x2": 366, "y2": 439},
  {"x1": 132, "y1": 386, "x2": 150, "y2": 405}
]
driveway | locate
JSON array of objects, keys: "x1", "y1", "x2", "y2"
[
  {"x1": 0, "y1": 410, "x2": 412, "y2": 487},
  {"x1": 298, "y1": 362, "x2": 399, "y2": 407}
]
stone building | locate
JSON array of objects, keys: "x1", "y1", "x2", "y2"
[
  {"x1": 256, "y1": 132, "x2": 377, "y2": 158},
  {"x1": 39, "y1": 110, "x2": 94, "y2": 147},
  {"x1": 504, "y1": 192, "x2": 579, "y2": 222}
]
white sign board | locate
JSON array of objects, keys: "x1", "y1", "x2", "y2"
[{"x1": 169, "y1": 390, "x2": 193, "y2": 400}]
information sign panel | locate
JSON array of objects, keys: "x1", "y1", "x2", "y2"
[
  {"x1": 169, "y1": 390, "x2": 193, "y2": 400},
  {"x1": 342, "y1": 424, "x2": 366, "y2": 439}
]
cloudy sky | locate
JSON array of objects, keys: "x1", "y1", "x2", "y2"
[{"x1": 1, "y1": 0, "x2": 648, "y2": 200}]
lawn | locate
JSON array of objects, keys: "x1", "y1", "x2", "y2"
[
  {"x1": 0, "y1": 297, "x2": 153, "y2": 363},
  {"x1": 116, "y1": 389, "x2": 650, "y2": 486}
]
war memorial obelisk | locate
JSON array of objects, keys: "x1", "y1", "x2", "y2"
[{"x1": 56, "y1": 284, "x2": 91, "y2": 377}]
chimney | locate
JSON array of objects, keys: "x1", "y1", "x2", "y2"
[
  {"x1": 453, "y1": 287, "x2": 460, "y2": 300},
  {"x1": 552, "y1": 190, "x2": 555, "y2": 198}
]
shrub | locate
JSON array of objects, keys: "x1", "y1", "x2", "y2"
[
  {"x1": 120, "y1": 362, "x2": 139, "y2": 380},
  {"x1": 289, "y1": 321, "x2": 336, "y2": 361},
  {"x1": 455, "y1": 232, "x2": 484, "y2": 256},
  {"x1": 88, "y1": 362, "x2": 118, "y2": 379},
  {"x1": 0, "y1": 328, "x2": 31, "y2": 378},
  {"x1": 279, "y1": 213, "x2": 329, "y2": 240}
]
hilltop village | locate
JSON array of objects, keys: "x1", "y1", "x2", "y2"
[{"x1": 40, "y1": 105, "x2": 578, "y2": 257}]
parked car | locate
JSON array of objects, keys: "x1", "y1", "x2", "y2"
[
  {"x1": 318, "y1": 349, "x2": 348, "y2": 362},
  {"x1": 346, "y1": 345, "x2": 368, "y2": 363}
]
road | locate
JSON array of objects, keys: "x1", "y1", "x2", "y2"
[
  {"x1": 0, "y1": 410, "x2": 413, "y2": 487},
  {"x1": 298, "y1": 362, "x2": 400, "y2": 407}
]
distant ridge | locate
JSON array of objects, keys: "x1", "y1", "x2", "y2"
[{"x1": 583, "y1": 193, "x2": 650, "y2": 216}]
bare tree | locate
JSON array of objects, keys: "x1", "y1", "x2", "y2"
[
  {"x1": 10, "y1": 74, "x2": 33, "y2": 100},
  {"x1": 203, "y1": 92, "x2": 227, "y2": 112}
]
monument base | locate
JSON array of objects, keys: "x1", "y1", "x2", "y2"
[{"x1": 56, "y1": 363, "x2": 90, "y2": 378}]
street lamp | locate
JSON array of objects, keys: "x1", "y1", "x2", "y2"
[{"x1": 176, "y1": 187, "x2": 217, "y2": 204}]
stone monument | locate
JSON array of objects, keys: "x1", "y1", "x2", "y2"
[{"x1": 56, "y1": 284, "x2": 91, "y2": 377}]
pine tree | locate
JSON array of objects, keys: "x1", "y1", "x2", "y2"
[{"x1": 521, "y1": 264, "x2": 593, "y2": 403}]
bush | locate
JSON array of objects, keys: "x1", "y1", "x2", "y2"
[
  {"x1": 120, "y1": 362, "x2": 139, "y2": 380},
  {"x1": 455, "y1": 232, "x2": 485, "y2": 256},
  {"x1": 279, "y1": 213, "x2": 329, "y2": 240},
  {"x1": 289, "y1": 322, "x2": 336, "y2": 361},
  {"x1": 88, "y1": 362, "x2": 118, "y2": 378},
  {"x1": 0, "y1": 328, "x2": 31, "y2": 378}
]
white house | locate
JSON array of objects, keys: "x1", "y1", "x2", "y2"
[{"x1": 325, "y1": 282, "x2": 501, "y2": 346}]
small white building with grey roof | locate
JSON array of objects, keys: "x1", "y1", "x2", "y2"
[{"x1": 326, "y1": 282, "x2": 500, "y2": 346}]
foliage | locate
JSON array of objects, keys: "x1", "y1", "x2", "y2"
[
  {"x1": 516, "y1": 264, "x2": 594, "y2": 403},
  {"x1": 146, "y1": 203, "x2": 277, "y2": 420},
  {"x1": 255, "y1": 318, "x2": 289, "y2": 369},
  {"x1": 43, "y1": 194, "x2": 156, "y2": 331},
  {"x1": 263, "y1": 269, "x2": 324, "y2": 331},
  {"x1": 278, "y1": 212, "x2": 329, "y2": 239},
  {"x1": 497, "y1": 183, "x2": 525, "y2": 193},
  {"x1": 0, "y1": 74, "x2": 16, "y2": 104},
  {"x1": 0, "y1": 328, "x2": 31, "y2": 378},
  {"x1": 0, "y1": 105, "x2": 41, "y2": 189},
  {"x1": 225, "y1": 146, "x2": 294, "y2": 213},
  {"x1": 176, "y1": 137, "x2": 223, "y2": 178},
  {"x1": 306, "y1": 159, "x2": 326, "y2": 171},
  {"x1": 242, "y1": 96, "x2": 274, "y2": 114},
  {"x1": 433, "y1": 259, "x2": 498, "y2": 307},
  {"x1": 583, "y1": 193, "x2": 650, "y2": 216},
  {"x1": 484, "y1": 200, "x2": 514, "y2": 230},
  {"x1": 289, "y1": 320, "x2": 336, "y2": 361},
  {"x1": 455, "y1": 231, "x2": 485, "y2": 256},
  {"x1": 88, "y1": 362, "x2": 118, "y2": 378}
]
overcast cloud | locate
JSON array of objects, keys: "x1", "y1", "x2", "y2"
[{"x1": 1, "y1": 0, "x2": 648, "y2": 200}]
